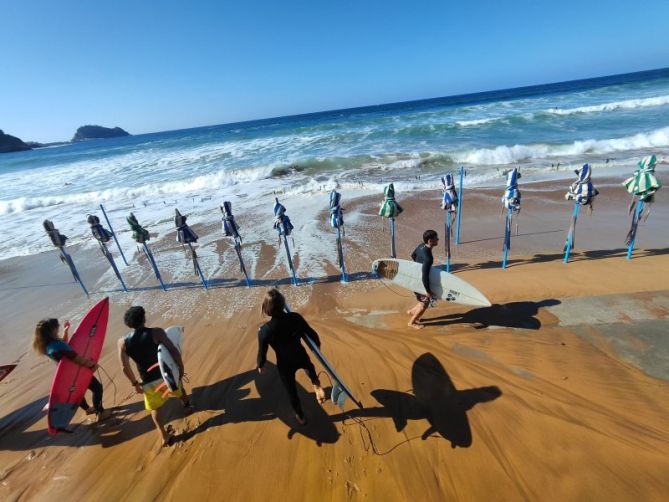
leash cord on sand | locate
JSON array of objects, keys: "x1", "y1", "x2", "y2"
[
  {"x1": 319, "y1": 367, "x2": 421, "y2": 456},
  {"x1": 97, "y1": 364, "x2": 118, "y2": 408}
]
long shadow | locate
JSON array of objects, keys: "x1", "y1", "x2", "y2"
[
  {"x1": 331, "y1": 353, "x2": 501, "y2": 448},
  {"x1": 0, "y1": 396, "x2": 151, "y2": 450},
  {"x1": 249, "y1": 271, "x2": 372, "y2": 288},
  {"x1": 172, "y1": 370, "x2": 273, "y2": 443},
  {"x1": 255, "y1": 363, "x2": 339, "y2": 446},
  {"x1": 460, "y1": 229, "x2": 564, "y2": 245},
  {"x1": 422, "y1": 299, "x2": 560, "y2": 330}
]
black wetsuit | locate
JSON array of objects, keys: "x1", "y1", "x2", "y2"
[
  {"x1": 124, "y1": 328, "x2": 161, "y2": 383},
  {"x1": 411, "y1": 243, "x2": 433, "y2": 301},
  {"x1": 257, "y1": 312, "x2": 320, "y2": 418}
]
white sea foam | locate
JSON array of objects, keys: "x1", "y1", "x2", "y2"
[{"x1": 546, "y1": 94, "x2": 669, "y2": 116}]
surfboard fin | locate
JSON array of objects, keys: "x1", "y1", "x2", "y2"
[{"x1": 331, "y1": 381, "x2": 348, "y2": 410}]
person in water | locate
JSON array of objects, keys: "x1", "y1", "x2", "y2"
[
  {"x1": 407, "y1": 229, "x2": 439, "y2": 329},
  {"x1": 118, "y1": 306, "x2": 193, "y2": 447},
  {"x1": 32, "y1": 318, "x2": 110, "y2": 422},
  {"x1": 256, "y1": 289, "x2": 327, "y2": 425}
]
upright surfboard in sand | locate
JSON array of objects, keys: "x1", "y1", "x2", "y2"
[
  {"x1": 48, "y1": 297, "x2": 109, "y2": 434},
  {"x1": 372, "y1": 258, "x2": 491, "y2": 307},
  {"x1": 156, "y1": 326, "x2": 183, "y2": 393}
]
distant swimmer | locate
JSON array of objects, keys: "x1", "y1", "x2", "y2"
[
  {"x1": 33, "y1": 318, "x2": 110, "y2": 422},
  {"x1": 407, "y1": 230, "x2": 439, "y2": 329},
  {"x1": 119, "y1": 306, "x2": 193, "y2": 447},
  {"x1": 256, "y1": 289, "x2": 326, "y2": 425}
]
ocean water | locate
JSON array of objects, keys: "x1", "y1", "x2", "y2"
[{"x1": 1, "y1": 68, "x2": 668, "y2": 265}]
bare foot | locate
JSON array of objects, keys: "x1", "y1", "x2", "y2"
[
  {"x1": 84, "y1": 407, "x2": 96, "y2": 416},
  {"x1": 314, "y1": 386, "x2": 327, "y2": 405},
  {"x1": 95, "y1": 409, "x2": 112, "y2": 422},
  {"x1": 408, "y1": 322, "x2": 425, "y2": 330}
]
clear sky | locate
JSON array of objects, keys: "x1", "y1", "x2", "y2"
[{"x1": 2, "y1": 0, "x2": 668, "y2": 142}]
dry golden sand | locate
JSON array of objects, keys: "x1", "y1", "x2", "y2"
[{"x1": 1, "y1": 182, "x2": 669, "y2": 501}]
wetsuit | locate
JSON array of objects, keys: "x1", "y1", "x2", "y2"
[
  {"x1": 46, "y1": 339, "x2": 104, "y2": 412},
  {"x1": 124, "y1": 328, "x2": 162, "y2": 384},
  {"x1": 411, "y1": 243, "x2": 433, "y2": 303},
  {"x1": 257, "y1": 312, "x2": 320, "y2": 418}
]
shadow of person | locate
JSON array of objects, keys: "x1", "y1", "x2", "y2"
[
  {"x1": 255, "y1": 363, "x2": 339, "y2": 446},
  {"x1": 422, "y1": 299, "x2": 560, "y2": 330},
  {"x1": 172, "y1": 369, "x2": 274, "y2": 444},
  {"x1": 332, "y1": 353, "x2": 501, "y2": 449}
]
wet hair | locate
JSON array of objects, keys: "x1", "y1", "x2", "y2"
[
  {"x1": 423, "y1": 229, "x2": 438, "y2": 243},
  {"x1": 262, "y1": 289, "x2": 286, "y2": 317},
  {"x1": 124, "y1": 306, "x2": 146, "y2": 329},
  {"x1": 33, "y1": 318, "x2": 59, "y2": 355}
]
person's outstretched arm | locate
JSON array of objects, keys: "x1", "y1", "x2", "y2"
[{"x1": 256, "y1": 327, "x2": 270, "y2": 371}]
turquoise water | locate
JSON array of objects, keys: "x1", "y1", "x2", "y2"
[{"x1": 0, "y1": 68, "x2": 668, "y2": 260}]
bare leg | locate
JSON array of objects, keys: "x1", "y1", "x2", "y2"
[
  {"x1": 151, "y1": 409, "x2": 170, "y2": 446},
  {"x1": 409, "y1": 303, "x2": 428, "y2": 329}
]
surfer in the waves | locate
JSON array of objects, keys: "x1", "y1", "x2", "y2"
[
  {"x1": 33, "y1": 318, "x2": 110, "y2": 422},
  {"x1": 256, "y1": 289, "x2": 327, "y2": 425},
  {"x1": 408, "y1": 229, "x2": 439, "y2": 329},
  {"x1": 119, "y1": 306, "x2": 193, "y2": 447}
]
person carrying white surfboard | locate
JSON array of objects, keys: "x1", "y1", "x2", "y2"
[
  {"x1": 256, "y1": 289, "x2": 327, "y2": 425},
  {"x1": 407, "y1": 230, "x2": 439, "y2": 329},
  {"x1": 118, "y1": 306, "x2": 193, "y2": 447}
]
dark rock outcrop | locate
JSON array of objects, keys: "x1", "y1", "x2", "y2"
[
  {"x1": 72, "y1": 125, "x2": 130, "y2": 142},
  {"x1": 0, "y1": 130, "x2": 32, "y2": 153}
]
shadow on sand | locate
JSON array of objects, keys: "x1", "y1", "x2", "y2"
[
  {"x1": 332, "y1": 353, "x2": 501, "y2": 449},
  {"x1": 421, "y1": 299, "x2": 561, "y2": 330}
]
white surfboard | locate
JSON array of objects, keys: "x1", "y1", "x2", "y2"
[
  {"x1": 372, "y1": 258, "x2": 491, "y2": 307},
  {"x1": 157, "y1": 326, "x2": 183, "y2": 392}
]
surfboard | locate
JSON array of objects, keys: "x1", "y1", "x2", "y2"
[
  {"x1": 157, "y1": 326, "x2": 183, "y2": 393},
  {"x1": 0, "y1": 364, "x2": 17, "y2": 382},
  {"x1": 303, "y1": 335, "x2": 363, "y2": 410},
  {"x1": 47, "y1": 297, "x2": 109, "y2": 434},
  {"x1": 372, "y1": 258, "x2": 491, "y2": 307}
]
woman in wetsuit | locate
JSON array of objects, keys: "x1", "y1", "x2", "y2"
[
  {"x1": 256, "y1": 289, "x2": 326, "y2": 425},
  {"x1": 32, "y1": 318, "x2": 109, "y2": 422}
]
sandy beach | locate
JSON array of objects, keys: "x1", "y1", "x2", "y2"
[{"x1": 1, "y1": 179, "x2": 668, "y2": 501}]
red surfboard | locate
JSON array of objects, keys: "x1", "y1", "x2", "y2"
[
  {"x1": 0, "y1": 364, "x2": 17, "y2": 382},
  {"x1": 47, "y1": 297, "x2": 109, "y2": 434}
]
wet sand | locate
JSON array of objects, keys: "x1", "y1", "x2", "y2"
[{"x1": 1, "y1": 179, "x2": 668, "y2": 500}]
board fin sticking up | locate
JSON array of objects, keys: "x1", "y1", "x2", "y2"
[
  {"x1": 221, "y1": 201, "x2": 251, "y2": 287},
  {"x1": 127, "y1": 213, "x2": 166, "y2": 290},
  {"x1": 623, "y1": 155, "x2": 662, "y2": 259},
  {"x1": 379, "y1": 183, "x2": 403, "y2": 258},
  {"x1": 174, "y1": 209, "x2": 208, "y2": 289},
  {"x1": 43, "y1": 219, "x2": 89, "y2": 296},
  {"x1": 329, "y1": 190, "x2": 348, "y2": 283},
  {"x1": 501, "y1": 168, "x2": 521, "y2": 269},
  {"x1": 564, "y1": 163, "x2": 599, "y2": 263},
  {"x1": 88, "y1": 214, "x2": 128, "y2": 291},
  {"x1": 441, "y1": 173, "x2": 458, "y2": 272},
  {"x1": 273, "y1": 198, "x2": 298, "y2": 286}
]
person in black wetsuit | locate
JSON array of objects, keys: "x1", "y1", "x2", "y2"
[
  {"x1": 32, "y1": 318, "x2": 110, "y2": 422},
  {"x1": 118, "y1": 306, "x2": 193, "y2": 447},
  {"x1": 408, "y1": 229, "x2": 439, "y2": 329},
  {"x1": 256, "y1": 289, "x2": 326, "y2": 425}
]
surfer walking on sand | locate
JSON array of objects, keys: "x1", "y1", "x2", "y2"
[
  {"x1": 256, "y1": 289, "x2": 327, "y2": 425},
  {"x1": 33, "y1": 318, "x2": 110, "y2": 422},
  {"x1": 407, "y1": 230, "x2": 439, "y2": 329},
  {"x1": 118, "y1": 306, "x2": 193, "y2": 447}
]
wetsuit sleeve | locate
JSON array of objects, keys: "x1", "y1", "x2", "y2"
[
  {"x1": 298, "y1": 314, "x2": 321, "y2": 348},
  {"x1": 46, "y1": 340, "x2": 77, "y2": 362},
  {"x1": 256, "y1": 327, "x2": 270, "y2": 369},
  {"x1": 422, "y1": 251, "x2": 433, "y2": 295}
]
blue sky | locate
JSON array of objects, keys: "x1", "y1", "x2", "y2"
[{"x1": 2, "y1": 0, "x2": 668, "y2": 142}]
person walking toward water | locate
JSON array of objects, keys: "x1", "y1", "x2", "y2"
[
  {"x1": 256, "y1": 289, "x2": 326, "y2": 425},
  {"x1": 118, "y1": 306, "x2": 193, "y2": 447},
  {"x1": 407, "y1": 230, "x2": 439, "y2": 329},
  {"x1": 33, "y1": 318, "x2": 110, "y2": 422}
]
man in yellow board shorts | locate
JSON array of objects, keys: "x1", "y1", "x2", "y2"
[{"x1": 118, "y1": 306, "x2": 194, "y2": 447}]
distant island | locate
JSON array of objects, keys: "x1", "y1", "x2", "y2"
[
  {"x1": 72, "y1": 125, "x2": 130, "y2": 142},
  {"x1": 0, "y1": 129, "x2": 32, "y2": 153}
]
